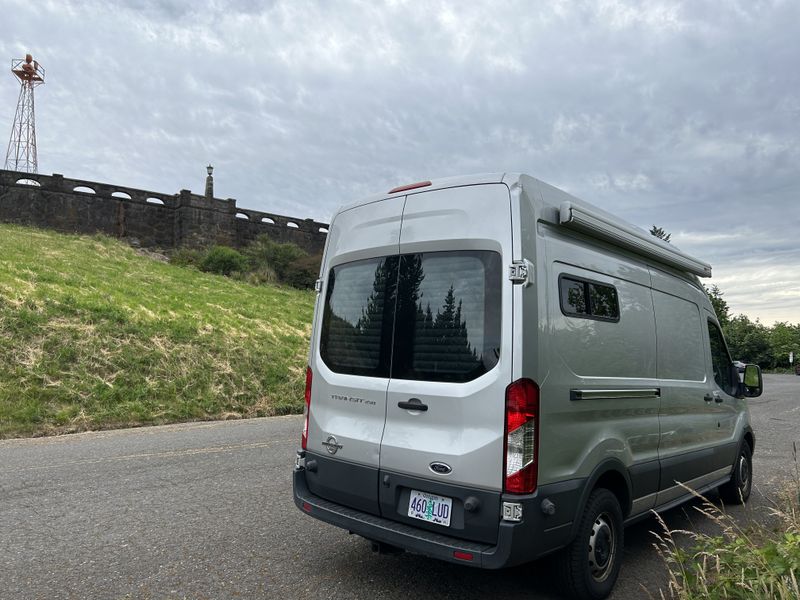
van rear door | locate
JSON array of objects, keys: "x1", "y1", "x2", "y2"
[
  {"x1": 378, "y1": 184, "x2": 514, "y2": 540},
  {"x1": 305, "y1": 196, "x2": 404, "y2": 516}
]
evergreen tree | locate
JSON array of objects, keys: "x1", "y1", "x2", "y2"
[
  {"x1": 704, "y1": 284, "x2": 730, "y2": 328},
  {"x1": 392, "y1": 255, "x2": 426, "y2": 375},
  {"x1": 357, "y1": 259, "x2": 395, "y2": 334},
  {"x1": 430, "y1": 286, "x2": 478, "y2": 370},
  {"x1": 650, "y1": 225, "x2": 672, "y2": 243}
]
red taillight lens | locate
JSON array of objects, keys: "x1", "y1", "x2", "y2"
[
  {"x1": 504, "y1": 378, "x2": 539, "y2": 494},
  {"x1": 301, "y1": 366, "x2": 312, "y2": 450}
]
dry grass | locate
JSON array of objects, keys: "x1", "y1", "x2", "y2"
[{"x1": 654, "y1": 446, "x2": 800, "y2": 599}]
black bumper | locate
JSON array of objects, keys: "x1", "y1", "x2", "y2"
[{"x1": 293, "y1": 462, "x2": 582, "y2": 569}]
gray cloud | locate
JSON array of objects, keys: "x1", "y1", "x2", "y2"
[{"x1": 2, "y1": 0, "x2": 798, "y2": 323}]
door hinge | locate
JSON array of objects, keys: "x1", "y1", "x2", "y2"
[
  {"x1": 314, "y1": 278, "x2": 323, "y2": 293},
  {"x1": 508, "y1": 259, "x2": 533, "y2": 286}
]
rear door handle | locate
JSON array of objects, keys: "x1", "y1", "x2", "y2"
[
  {"x1": 398, "y1": 399, "x2": 428, "y2": 412},
  {"x1": 704, "y1": 394, "x2": 713, "y2": 402},
  {"x1": 714, "y1": 393, "x2": 724, "y2": 403}
]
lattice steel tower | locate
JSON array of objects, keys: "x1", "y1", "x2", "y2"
[{"x1": 4, "y1": 54, "x2": 45, "y2": 173}]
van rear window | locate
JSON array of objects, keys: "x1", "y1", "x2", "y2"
[
  {"x1": 320, "y1": 251, "x2": 501, "y2": 382},
  {"x1": 319, "y1": 256, "x2": 397, "y2": 377}
]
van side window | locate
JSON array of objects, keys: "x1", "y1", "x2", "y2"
[
  {"x1": 559, "y1": 276, "x2": 619, "y2": 321},
  {"x1": 707, "y1": 321, "x2": 736, "y2": 395}
]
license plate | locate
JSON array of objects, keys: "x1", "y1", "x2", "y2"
[{"x1": 407, "y1": 489, "x2": 452, "y2": 527}]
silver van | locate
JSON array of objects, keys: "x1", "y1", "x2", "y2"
[{"x1": 293, "y1": 173, "x2": 763, "y2": 600}]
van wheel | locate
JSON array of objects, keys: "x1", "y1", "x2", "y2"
[
  {"x1": 719, "y1": 442, "x2": 752, "y2": 505},
  {"x1": 555, "y1": 488, "x2": 623, "y2": 600}
]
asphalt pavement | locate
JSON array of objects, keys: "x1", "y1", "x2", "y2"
[{"x1": 1, "y1": 374, "x2": 797, "y2": 599}]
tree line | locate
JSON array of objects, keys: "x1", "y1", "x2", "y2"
[{"x1": 706, "y1": 285, "x2": 798, "y2": 370}]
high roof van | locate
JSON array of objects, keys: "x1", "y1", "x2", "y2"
[{"x1": 293, "y1": 174, "x2": 763, "y2": 600}]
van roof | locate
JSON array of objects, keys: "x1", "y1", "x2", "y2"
[
  {"x1": 337, "y1": 173, "x2": 508, "y2": 213},
  {"x1": 334, "y1": 172, "x2": 712, "y2": 278}
]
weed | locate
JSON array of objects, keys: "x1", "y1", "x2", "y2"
[{"x1": 655, "y1": 447, "x2": 800, "y2": 599}]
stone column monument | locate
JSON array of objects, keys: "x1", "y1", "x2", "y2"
[{"x1": 205, "y1": 164, "x2": 214, "y2": 199}]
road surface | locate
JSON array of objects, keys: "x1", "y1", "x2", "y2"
[{"x1": 1, "y1": 374, "x2": 797, "y2": 599}]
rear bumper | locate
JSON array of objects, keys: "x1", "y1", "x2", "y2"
[{"x1": 293, "y1": 456, "x2": 583, "y2": 569}]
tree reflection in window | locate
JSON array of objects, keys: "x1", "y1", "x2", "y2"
[
  {"x1": 395, "y1": 252, "x2": 498, "y2": 382},
  {"x1": 707, "y1": 321, "x2": 735, "y2": 395},
  {"x1": 321, "y1": 251, "x2": 501, "y2": 382},
  {"x1": 321, "y1": 256, "x2": 398, "y2": 377},
  {"x1": 561, "y1": 279, "x2": 587, "y2": 315},
  {"x1": 560, "y1": 276, "x2": 619, "y2": 322},
  {"x1": 589, "y1": 283, "x2": 619, "y2": 319},
  {"x1": 406, "y1": 285, "x2": 481, "y2": 380}
]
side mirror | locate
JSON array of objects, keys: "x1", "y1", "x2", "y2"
[{"x1": 740, "y1": 364, "x2": 763, "y2": 398}]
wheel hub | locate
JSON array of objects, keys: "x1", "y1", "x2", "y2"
[
  {"x1": 739, "y1": 455, "x2": 750, "y2": 489},
  {"x1": 588, "y1": 513, "x2": 616, "y2": 582}
]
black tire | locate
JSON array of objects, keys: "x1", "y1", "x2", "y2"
[
  {"x1": 554, "y1": 488, "x2": 624, "y2": 600},
  {"x1": 719, "y1": 441, "x2": 752, "y2": 505}
]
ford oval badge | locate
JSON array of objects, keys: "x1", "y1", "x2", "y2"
[{"x1": 429, "y1": 461, "x2": 452, "y2": 475}]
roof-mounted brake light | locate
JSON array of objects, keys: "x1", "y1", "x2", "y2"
[{"x1": 388, "y1": 180, "x2": 432, "y2": 194}]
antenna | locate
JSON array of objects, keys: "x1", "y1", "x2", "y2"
[{"x1": 4, "y1": 53, "x2": 45, "y2": 173}]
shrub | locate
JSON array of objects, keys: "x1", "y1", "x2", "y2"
[
  {"x1": 283, "y1": 253, "x2": 322, "y2": 289},
  {"x1": 169, "y1": 247, "x2": 204, "y2": 268},
  {"x1": 171, "y1": 237, "x2": 320, "y2": 288},
  {"x1": 199, "y1": 246, "x2": 248, "y2": 276},
  {"x1": 237, "y1": 265, "x2": 278, "y2": 286},
  {"x1": 244, "y1": 235, "x2": 306, "y2": 280}
]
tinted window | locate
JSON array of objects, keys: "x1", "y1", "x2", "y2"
[
  {"x1": 320, "y1": 256, "x2": 398, "y2": 377},
  {"x1": 560, "y1": 276, "x2": 619, "y2": 321},
  {"x1": 589, "y1": 283, "x2": 619, "y2": 319},
  {"x1": 319, "y1": 251, "x2": 501, "y2": 383},
  {"x1": 393, "y1": 251, "x2": 502, "y2": 382},
  {"x1": 708, "y1": 321, "x2": 736, "y2": 395},
  {"x1": 560, "y1": 278, "x2": 587, "y2": 315}
]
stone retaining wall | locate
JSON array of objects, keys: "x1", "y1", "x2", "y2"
[{"x1": 0, "y1": 170, "x2": 329, "y2": 255}]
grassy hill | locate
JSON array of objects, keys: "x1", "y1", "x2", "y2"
[{"x1": 0, "y1": 224, "x2": 315, "y2": 439}]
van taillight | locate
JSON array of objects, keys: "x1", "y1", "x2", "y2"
[
  {"x1": 301, "y1": 366, "x2": 312, "y2": 450},
  {"x1": 504, "y1": 378, "x2": 539, "y2": 494}
]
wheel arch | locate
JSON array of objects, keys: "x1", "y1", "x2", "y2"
[
  {"x1": 743, "y1": 426, "x2": 755, "y2": 455},
  {"x1": 569, "y1": 459, "x2": 632, "y2": 540}
]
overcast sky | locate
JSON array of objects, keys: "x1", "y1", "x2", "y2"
[{"x1": 2, "y1": 0, "x2": 798, "y2": 325}]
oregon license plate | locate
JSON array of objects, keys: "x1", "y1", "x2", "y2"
[{"x1": 407, "y1": 489, "x2": 452, "y2": 527}]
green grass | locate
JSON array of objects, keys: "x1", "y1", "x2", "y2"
[{"x1": 0, "y1": 224, "x2": 315, "y2": 438}]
